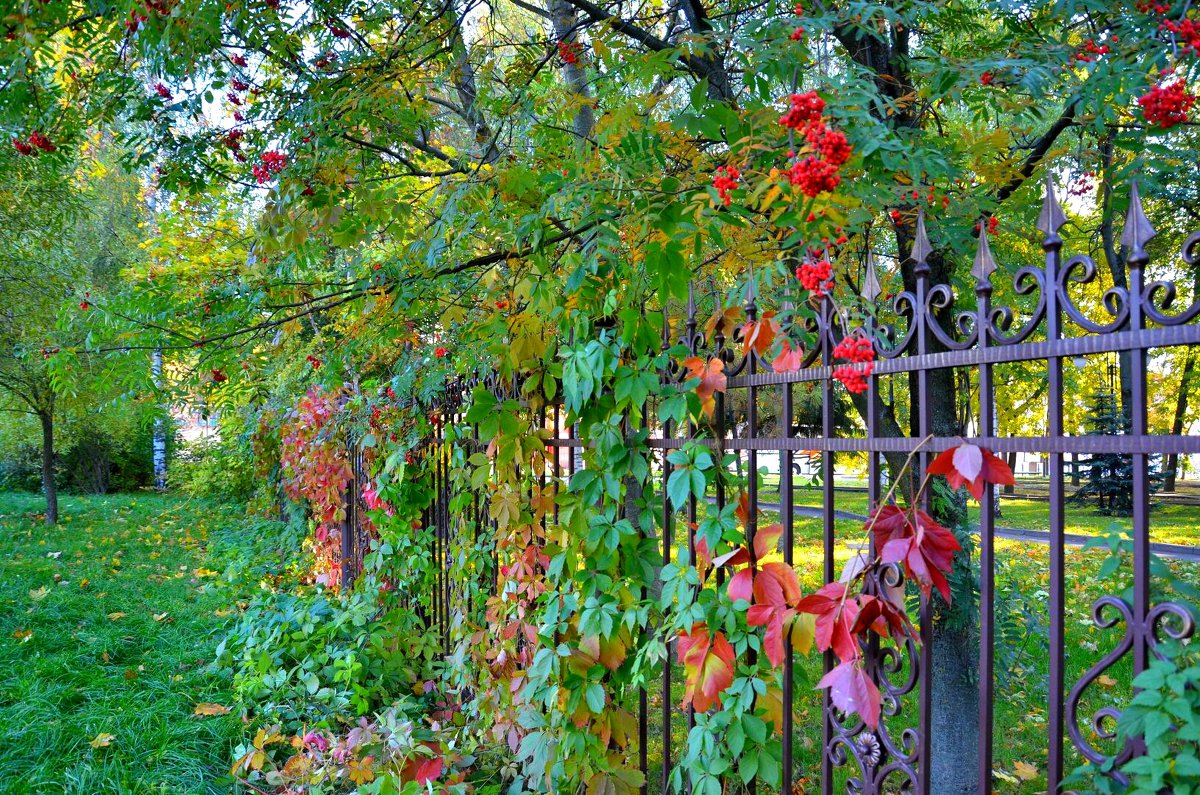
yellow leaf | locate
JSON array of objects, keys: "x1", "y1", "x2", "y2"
[
  {"x1": 789, "y1": 612, "x2": 816, "y2": 656},
  {"x1": 1013, "y1": 760, "x2": 1038, "y2": 781},
  {"x1": 89, "y1": 733, "x2": 115, "y2": 749},
  {"x1": 153, "y1": 612, "x2": 169, "y2": 622},
  {"x1": 107, "y1": 612, "x2": 126, "y2": 621},
  {"x1": 193, "y1": 703, "x2": 231, "y2": 716},
  {"x1": 29, "y1": 586, "x2": 49, "y2": 602},
  {"x1": 1097, "y1": 674, "x2": 1117, "y2": 687}
]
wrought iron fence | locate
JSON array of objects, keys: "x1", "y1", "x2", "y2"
[{"x1": 341, "y1": 178, "x2": 1200, "y2": 794}]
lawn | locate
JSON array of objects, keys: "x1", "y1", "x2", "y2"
[{"x1": 0, "y1": 492, "x2": 245, "y2": 794}]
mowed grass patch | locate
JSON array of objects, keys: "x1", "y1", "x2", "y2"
[{"x1": 0, "y1": 492, "x2": 244, "y2": 794}]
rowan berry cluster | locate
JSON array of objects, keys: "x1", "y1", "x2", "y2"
[
  {"x1": 153, "y1": 82, "x2": 172, "y2": 99},
  {"x1": 1073, "y1": 39, "x2": 1112, "y2": 62},
  {"x1": 557, "y1": 41, "x2": 583, "y2": 65},
  {"x1": 327, "y1": 21, "x2": 352, "y2": 38},
  {"x1": 306, "y1": 355, "x2": 321, "y2": 369},
  {"x1": 1137, "y1": 1, "x2": 1172, "y2": 13},
  {"x1": 795, "y1": 258, "x2": 833, "y2": 297},
  {"x1": 252, "y1": 150, "x2": 288, "y2": 183},
  {"x1": 1068, "y1": 171, "x2": 1097, "y2": 197},
  {"x1": 229, "y1": 54, "x2": 249, "y2": 67},
  {"x1": 980, "y1": 72, "x2": 994, "y2": 86},
  {"x1": 712, "y1": 165, "x2": 740, "y2": 206},
  {"x1": 11, "y1": 132, "x2": 55, "y2": 155},
  {"x1": 1138, "y1": 80, "x2": 1195, "y2": 128},
  {"x1": 1163, "y1": 18, "x2": 1200, "y2": 56},
  {"x1": 831, "y1": 334, "x2": 876, "y2": 393},
  {"x1": 974, "y1": 216, "x2": 1000, "y2": 235},
  {"x1": 434, "y1": 347, "x2": 449, "y2": 358},
  {"x1": 230, "y1": 78, "x2": 250, "y2": 92},
  {"x1": 778, "y1": 91, "x2": 825, "y2": 129}
]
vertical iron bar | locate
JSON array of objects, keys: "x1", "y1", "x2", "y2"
[
  {"x1": 1044, "y1": 216, "x2": 1066, "y2": 793},
  {"x1": 913, "y1": 231, "x2": 933, "y2": 795},
  {"x1": 782, "y1": 377, "x2": 795, "y2": 791},
  {"x1": 976, "y1": 268, "x2": 996, "y2": 791},
  {"x1": 820, "y1": 294, "x2": 835, "y2": 795}
]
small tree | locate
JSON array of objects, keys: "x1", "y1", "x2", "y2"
[{"x1": 1071, "y1": 387, "x2": 1161, "y2": 515}]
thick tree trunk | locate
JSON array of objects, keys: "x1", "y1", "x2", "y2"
[
  {"x1": 1004, "y1": 451, "x2": 1018, "y2": 494},
  {"x1": 930, "y1": 623, "x2": 979, "y2": 795},
  {"x1": 1164, "y1": 349, "x2": 1195, "y2": 492},
  {"x1": 39, "y1": 410, "x2": 57, "y2": 525}
]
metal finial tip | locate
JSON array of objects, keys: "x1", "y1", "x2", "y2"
[
  {"x1": 973, "y1": 224, "x2": 996, "y2": 286},
  {"x1": 1035, "y1": 175, "x2": 1067, "y2": 237},
  {"x1": 1120, "y1": 180, "x2": 1157, "y2": 253},
  {"x1": 862, "y1": 249, "x2": 882, "y2": 303},
  {"x1": 910, "y1": 208, "x2": 932, "y2": 264},
  {"x1": 686, "y1": 281, "x2": 696, "y2": 315},
  {"x1": 744, "y1": 274, "x2": 757, "y2": 305}
]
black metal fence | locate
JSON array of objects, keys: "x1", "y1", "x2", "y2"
[{"x1": 341, "y1": 179, "x2": 1200, "y2": 794}]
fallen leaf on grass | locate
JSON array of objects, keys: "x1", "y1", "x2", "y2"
[
  {"x1": 153, "y1": 612, "x2": 169, "y2": 622},
  {"x1": 193, "y1": 703, "x2": 231, "y2": 716},
  {"x1": 29, "y1": 586, "x2": 49, "y2": 602},
  {"x1": 1013, "y1": 760, "x2": 1038, "y2": 781},
  {"x1": 1097, "y1": 674, "x2": 1117, "y2": 687},
  {"x1": 12, "y1": 629, "x2": 32, "y2": 641},
  {"x1": 89, "y1": 733, "x2": 115, "y2": 749},
  {"x1": 107, "y1": 612, "x2": 126, "y2": 621},
  {"x1": 46, "y1": 551, "x2": 62, "y2": 559},
  {"x1": 193, "y1": 568, "x2": 218, "y2": 578},
  {"x1": 79, "y1": 579, "x2": 89, "y2": 589}
]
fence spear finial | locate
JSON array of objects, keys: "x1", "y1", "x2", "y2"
[
  {"x1": 1036, "y1": 175, "x2": 1067, "y2": 238},
  {"x1": 862, "y1": 248, "x2": 882, "y2": 303},
  {"x1": 973, "y1": 223, "x2": 997, "y2": 288},
  {"x1": 1120, "y1": 180, "x2": 1156, "y2": 258},
  {"x1": 911, "y1": 207, "x2": 932, "y2": 267}
]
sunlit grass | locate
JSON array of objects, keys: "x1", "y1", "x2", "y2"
[{"x1": 0, "y1": 492, "x2": 244, "y2": 794}]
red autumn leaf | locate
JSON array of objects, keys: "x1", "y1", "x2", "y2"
[
  {"x1": 745, "y1": 563, "x2": 804, "y2": 666},
  {"x1": 796, "y1": 581, "x2": 862, "y2": 663},
  {"x1": 772, "y1": 337, "x2": 805, "y2": 373},
  {"x1": 414, "y1": 756, "x2": 443, "y2": 785},
  {"x1": 741, "y1": 311, "x2": 780, "y2": 358},
  {"x1": 682, "y1": 356, "x2": 727, "y2": 418},
  {"x1": 818, "y1": 659, "x2": 882, "y2": 729},
  {"x1": 928, "y1": 443, "x2": 1015, "y2": 500},
  {"x1": 850, "y1": 593, "x2": 916, "y2": 644},
  {"x1": 869, "y1": 504, "x2": 961, "y2": 603},
  {"x1": 677, "y1": 623, "x2": 736, "y2": 712}
]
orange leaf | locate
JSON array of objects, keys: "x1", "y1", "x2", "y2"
[
  {"x1": 682, "y1": 356, "x2": 727, "y2": 418},
  {"x1": 677, "y1": 623, "x2": 736, "y2": 712},
  {"x1": 741, "y1": 311, "x2": 779, "y2": 358},
  {"x1": 772, "y1": 337, "x2": 805, "y2": 373}
]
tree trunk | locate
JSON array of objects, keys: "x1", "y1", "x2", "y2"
[
  {"x1": 930, "y1": 623, "x2": 979, "y2": 795},
  {"x1": 1004, "y1": 451, "x2": 1018, "y2": 494},
  {"x1": 152, "y1": 348, "x2": 168, "y2": 491},
  {"x1": 1164, "y1": 348, "x2": 1196, "y2": 492},
  {"x1": 39, "y1": 410, "x2": 57, "y2": 525}
]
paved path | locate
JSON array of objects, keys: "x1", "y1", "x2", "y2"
[{"x1": 717, "y1": 499, "x2": 1200, "y2": 563}]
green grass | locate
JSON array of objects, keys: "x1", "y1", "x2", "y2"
[{"x1": 0, "y1": 492, "x2": 244, "y2": 794}]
